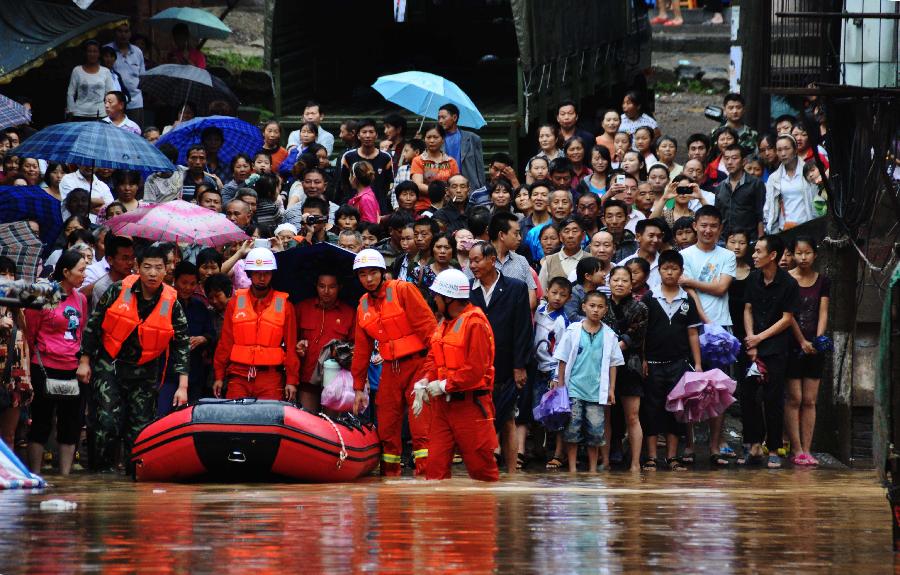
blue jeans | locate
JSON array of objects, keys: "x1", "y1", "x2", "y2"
[{"x1": 564, "y1": 398, "x2": 606, "y2": 446}]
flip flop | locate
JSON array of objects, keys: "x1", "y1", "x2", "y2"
[
  {"x1": 546, "y1": 456, "x2": 565, "y2": 470},
  {"x1": 650, "y1": 16, "x2": 670, "y2": 25},
  {"x1": 663, "y1": 19, "x2": 683, "y2": 27},
  {"x1": 767, "y1": 454, "x2": 783, "y2": 469}
]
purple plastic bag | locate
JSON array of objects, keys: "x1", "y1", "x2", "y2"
[
  {"x1": 321, "y1": 369, "x2": 364, "y2": 412},
  {"x1": 699, "y1": 324, "x2": 741, "y2": 370},
  {"x1": 532, "y1": 385, "x2": 571, "y2": 431}
]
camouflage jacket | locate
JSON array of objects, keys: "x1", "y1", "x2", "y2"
[{"x1": 80, "y1": 280, "x2": 190, "y2": 374}]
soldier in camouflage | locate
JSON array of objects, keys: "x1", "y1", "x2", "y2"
[{"x1": 77, "y1": 245, "x2": 190, "y2": 472}]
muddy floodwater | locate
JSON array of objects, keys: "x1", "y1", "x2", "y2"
[{"x1": 0, "y1": 470, "x2": 892, "y2": 574}]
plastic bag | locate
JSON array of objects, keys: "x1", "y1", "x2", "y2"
[
  {"x1": 699, "y1": 324, "x2": 741, "y2": 370},
  {"x1": 532, "y1": 385, "x2": 571, "y2": 431},
  {"x1": 321, "y1": 369, "x2": 363, "y2": 413}
]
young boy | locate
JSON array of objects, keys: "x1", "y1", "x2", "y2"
[
  {"x1": 640, "y1": 250, "x2": 703, "y2": 471},
  {"x1": 393, "y1": 138, "x2": 425, "y2": 188},
  {"x1": 553, "y1": 290, "x2": 625, "y2": 473},
  {"x1": 672, "y1": 216, "x2": 697, "y2": 250},
  {"x1": 532, "y1": 276, "x2": 573, "y2": 470}
]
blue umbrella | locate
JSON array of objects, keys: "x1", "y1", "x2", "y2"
[
  {"x1": 372, "y1": 71, "x2": 487, "y2": 129},
  {"x1": 149, "y1": 7, "x2": 231, "y2": 40},
  {"x1": 9, "y1": 121, "x2": 175, "y2": 172},
  {"x1": 0, "y1": 186, "x2": 62, "y2": 253},
  {"x1": 157, "y1": 115, "x2": 262, "y2": 167},
  {"x1": 272, "y1": 242, "x2": 362, "y2": 305},
  {"x1": 0, "y1": 94, "x2": 30, "y2": 131}
]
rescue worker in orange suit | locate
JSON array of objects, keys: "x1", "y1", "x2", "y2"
[
  {"x1": 213, "y1": 247, "x2": 300, "y2": 401},
  {"x1": 77, "y1": 245, "x2": 191, "y2": 472},
  {"x1": 350, "y1": 249, "x2": 437, "y2": 476},
  {"x1": 414, "y1": 269, "x2": 499, "y2": 481}
]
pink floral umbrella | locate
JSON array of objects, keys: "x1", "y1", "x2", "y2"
[
  {"x1": 665, "y1": 368, "x2": 737, "y2": 423},
  {"x1": 106, "y1": 200, "x2": 248, "y2": 247}
]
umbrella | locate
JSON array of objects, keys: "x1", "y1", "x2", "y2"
[
  {"x1": 0, "y1": 94, "x2": 31, "y2": 131},
  {"x1": 106, "y1": 200, "x2": 248, "y2": 248},
  {"x1": 10, "y1": 122, "x2": 175, "y2": 173},
  {"x1": 0, "y1": 186, "x2": 62, "y2": 248},
  {"x1": 0, "y1": 221, "x2": 43, "y2": 283},
  {"x1": 149, "y1": 7, "x2": 232, "y2": 40},
  {"x1": 699, "y1": 323, "x2": 742, "y2": 370},
  {"x1": 666, "y1": 368, "x2": 737, "y2": 424},
  {"x1": 157, "y1": 115, "x2": 262, "y2": 167},
  {"x1": 372, "y1": 71, "x2": 487, "y2": 129},
  {"x1": 272, "y1": 242, "x2": 363, "y2": 305},
  {"x1": 139, "y1": 65, "x2": 240, "y2": 114}
]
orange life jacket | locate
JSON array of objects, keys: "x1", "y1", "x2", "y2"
[
  {"x1": 430, "y1": 305, "x2": 495, "y2": 391},
  {"x1": 357, "y1": 280, "x2": 426, "y2": 360},
  {"x1": 229, "y1": 289, "x2": 289, "y2": 366},
  {"x1": 101, "y1": 275, "x2": 177, "y2": 364}
]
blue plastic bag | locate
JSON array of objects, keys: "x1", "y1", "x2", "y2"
[{"x1": 532, "y1": 385, "x2": 571, "y2": 431}]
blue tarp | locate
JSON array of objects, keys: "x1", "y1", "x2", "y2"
[{"x1": 0, "y1": 0, "x2": 126, "y2": 84}]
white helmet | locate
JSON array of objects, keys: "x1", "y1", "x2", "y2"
[
  {"x1": 353, "y1": 248, "x2": 386, "y2": 271},
  {"x1": 244, "y1": 247, "x2": 277, "y2": 271},
  {"x1": 430, "y1": 269, "x2": 471, "y2": 299}
]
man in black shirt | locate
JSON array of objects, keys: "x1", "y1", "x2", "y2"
[
  {"x1": 715, "y1": 144, "x2": 766, "y2": 240},
  {"x1": 742, "y1": 234, "x2": 799, "y2": 468},
  {"x1": 337, "y1": 118, "x2": 394, "y2": 209}
]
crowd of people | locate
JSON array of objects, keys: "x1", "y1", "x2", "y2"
[{"x1": 0, "y1": 20, "x2": 836, "y2": 479}]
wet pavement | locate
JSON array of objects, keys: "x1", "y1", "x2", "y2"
[{"x1": 0, "y1": 470, "x2": 892, "y2": 574}]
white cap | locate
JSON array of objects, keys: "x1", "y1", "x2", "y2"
[
  {"x1": 244, "y1": 247, "x2": 277, "y2": 271},
  {"x1": 353, "y1": 248, "x2": 386, "y2": 271},
  {"x1": 430, "y1": 269, "x2": 471, "y2": 299},
  {"x1": 274, "y1": 223, "x2": 298, "y2": 236}
]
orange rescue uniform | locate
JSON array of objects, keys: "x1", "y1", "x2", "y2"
[
  {"x1": 422, "y1": 303, "x2": 499, "y2": 481},
  {"x1": 102, "y1": 275, "x2": 177, "y2": 363},
  {"x1": 214, "y1": 288, "x2": 300, "y2": 400},
  {"x1": 351, "y1": 279, "x2": 437, "y2": 475}
]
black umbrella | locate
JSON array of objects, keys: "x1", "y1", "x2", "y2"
[
  {"x1": 272, "y1": 242, "x2": 363, "y2": 305},
  {"x1": 139, "y1": 64, "x2": 239, "y2": 114}
]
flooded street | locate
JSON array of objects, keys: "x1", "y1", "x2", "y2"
[{"x1": 0, "y1": 470, "x2": 891, "y2": 574}]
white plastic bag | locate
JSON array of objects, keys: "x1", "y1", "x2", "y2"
[{"x1": 321, "y1": 369, "x2": 361, "y2": 412}]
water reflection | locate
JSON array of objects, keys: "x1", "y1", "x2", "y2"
[{"x1": 0, "y1": 471, "x2": 892, "y2": 574}]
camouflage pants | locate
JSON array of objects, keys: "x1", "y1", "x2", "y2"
[{"x1": 89, "y1": 356, "x2": 159, "y2": 471}]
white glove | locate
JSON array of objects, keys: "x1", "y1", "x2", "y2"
[
  {"x1": 411, "y1": 379, "x2": 430, "y2": 417},
  {"x1": 426, "y1": 379, "x2": 447, "y2": 398}
]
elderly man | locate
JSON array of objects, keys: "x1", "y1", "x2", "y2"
[
  {"x1": 225, "y1": 199, "x2": 252, "y2": 233},
  {"x1": 433, "y1": 174, "x2": 471, "y2": 233}
]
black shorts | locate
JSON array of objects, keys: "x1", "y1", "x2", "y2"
[
  {"x1": 615, "y1": 367, "x2": 644, "y2": 398},
  {"x1": 27, "y1": 365, "x2": 82, "y2": 445},
  {"x1": 786, "y1": 352, "x2": 824, "y2": 380},
  {"x1": 493, "y1": 377, "x2": 520, "y2": 430},
  {"x1": 640, "y1": 359, "x2": 690, "y2": 437}
]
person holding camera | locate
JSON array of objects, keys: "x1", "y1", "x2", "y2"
[
  {"x1": 649, "y1": 175, "x2": 709, "y2": 229},
  {"x1": 213, "y1": 247, "x2": 300, "y2": 402}
]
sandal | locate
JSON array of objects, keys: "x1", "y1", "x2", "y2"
[
  {"x1": 719, "y1": 445, "x2": 738, "y2": 459},
  {"x1": 516, "y1": 452, "x2": 527, "y2": 471},
  {"x1": 650, "y1": 15, "x2": 670, "y2": 25},
  {"x1": 663, "y1": 19, "x2": 683, "y2": 27},
  {"x1": 667, "y1": 458, "x2": 687, "y2": 471},
  {"x1": 641, "y1": 458, "x2": 658, "y2": 471},
  {"x1": 710, "y1": 453, "x2": 730, "y2": 467},
  {"x1": 767, "y1": 454, "x2": 783, "y2": 469},
  {"x1": 681, "y1": 450, "x2": 695, "y2": 464},
  {"x1": 546, "y1": 456, "x2": 565, "y2": 470}
]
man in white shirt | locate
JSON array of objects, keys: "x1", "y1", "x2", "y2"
[
  {"x1": 678, "y1": 204, "x2": 737, "y2": 467},
  {"x1": 617, "y1": 218, "x2": 665, "y2": 292},
  {"x1": 287, "y1": 101, "x2": 334, "y2": 155},
  {"x1": 105, "y1": 22, "x2": 145, "y2": 126},
  {"x1": 60, "y1": 166, "x2": 114, "y2": 214}
]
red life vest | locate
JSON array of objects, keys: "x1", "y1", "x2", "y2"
[
  {"x1": 229, "y1": 289, "x2": 289, "y2": 366},
  {"x1": 356, "y1": 280, "x2": 426, "y2": 360},
  {"x1": 101, "y1": 275, "x2": 177, "y2": 365},
  {"x1": 430, "y1": 304, "x2": 494, "y2": 391}
]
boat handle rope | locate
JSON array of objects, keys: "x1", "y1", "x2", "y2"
[{"x1": 319, "y1": 413, "x2": 348, "y2": 469}]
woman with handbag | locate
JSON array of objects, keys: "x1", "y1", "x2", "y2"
[
  {"x1": 0, "y1": 256, "x2": 31, "y2": 451},
  {"x1": 25, "y1": 250, "x2": 87, "y2": 475}
]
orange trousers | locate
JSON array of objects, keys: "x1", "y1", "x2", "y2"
[
  {"x1": 376, "y1": 354, "x2": 430, "y2": 476},
  {"x1": 225, "y1": 369, "x2": 284, "y2": 400},
  {"x1": 426, "y1": 392, "x2": 499, "y2": 481}
]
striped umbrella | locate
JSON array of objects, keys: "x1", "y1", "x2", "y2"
[
  {"x1": 9, "y1": 121, "x2": 175, "y2": 172},
  {"x1": 106, "y1": 200, "x2": 249, "y2": 248},
  {"x1": 0, "y1": 221, "x2": 43, "y2": 283},
  {"x1": 0, "y1": 94, "x2": 31, "y2": 131}
]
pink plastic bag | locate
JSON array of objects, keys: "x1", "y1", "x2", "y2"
[{"x1": 321, "y1": 369, "x2": 364, "y2": 412}]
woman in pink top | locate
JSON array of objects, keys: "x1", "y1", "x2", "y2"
[
  {"x1": 347, "y1": 161, "x2": 381, "y2": 223},
  {"x1": 25, "y1": 250, "x2": 88, "y2": 475}
]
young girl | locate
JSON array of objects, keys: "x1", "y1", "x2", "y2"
[
  {"x1": 525, "y1": 155, "x2": 550, "y2": 185},
  {"x1": 526, "y1": 124, "x2": 562, "y2": 183},
  {"x1": 348, "y1": 161, "x2": 381, "y2": 223},
  {"x1": 633, "y1": 126, "x2": 658, "y2": 167},
  {"x1": 564, "y1": 137, "x2": 591, "y2": 187},
  {"x1": 650, "y1": 176, "x2": 702, "y2": 228},
  {"x1": 625, "y1": 257, "x2": 650, "y2": 301},
  {"x1": 620, "y1": 150, "x2": 647, "y2": 183},
  {"x1": 296, "y1": 121, "x2": 318, "y2": 155},
  {"x1": 612, "y1": 132, "x2": 631, "y2": 169},
  {"x1": 786, "y1": 237, "x2": 830, "y2": 466},
  {"x1": 619, "y1": 91, "x2": 660, "y2": 138},
  {"x1": 595, "y1": 109, "x2": 621, "y2": 159},
  {"x1": 253, "y1": 173, "x2": 284, "y2": 231},
  {"x1": 585, "y1": 145, "x2": 612, "y2": 196},
  {"x1": 604, "y1": 266, "x2": 648, "y2": 473}
]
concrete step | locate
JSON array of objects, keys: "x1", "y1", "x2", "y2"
[{"x1": 650, "y1": 9, "x2": 732, "y2": 54}]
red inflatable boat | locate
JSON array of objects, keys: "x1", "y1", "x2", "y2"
[{"x1": 131, "y1": 399, "x2": 380, "y2": 482}]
